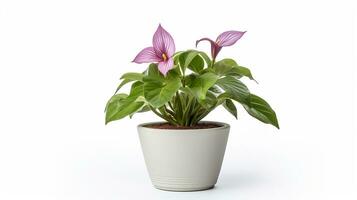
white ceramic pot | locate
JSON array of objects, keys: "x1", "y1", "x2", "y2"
[{"x1": 138, "y1": 121, "x2": 230, "y2": 192}]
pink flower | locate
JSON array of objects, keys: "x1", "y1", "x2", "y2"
[
  {"x1": 196, "y1": 31, "x2": 246, "y2": 61},
  {"x1": 133, "y1": 24, "x2": 175, "y2": 76}
]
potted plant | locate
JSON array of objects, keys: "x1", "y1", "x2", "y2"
[{"x1": 105, "y1": 24, "x2": 279, "y2": 191}]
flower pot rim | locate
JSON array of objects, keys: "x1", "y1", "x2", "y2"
[{"x1": 137, "y1": 121, "x2": 230, "y2": 132}]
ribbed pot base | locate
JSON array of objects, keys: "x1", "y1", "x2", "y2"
[{"x1": 154, "y1": 185, "x2": 214, "y2": 192}]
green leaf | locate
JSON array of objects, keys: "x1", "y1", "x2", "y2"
[
  {"x1": 223, "y1": 99, "x2": 237, "y2": 119},
  {"x1": 176, "y1": 50, "x2": 203, "y2": 74},
  {"x1": 197, "y1": 51, "x2": 212, "y2": 68},
  {"x1": 186, "y1": 52, "x2": 204, "y2": 73},
  {"x1": 173, "y1": 51, "x2": 184, "y2": 57},
  {"x1": 209, "y1": 85, "x2": 222, "y2": 94},
  {"x1": 213, "y1": 59, "x2": 237, "y2": 76},
  {"x1": 242, "y1": 94, "x2": 279, "y2": 129},
  {"x1": 143, "y1": 71, "x2": 182, "y2": 108},
  {"x1": 137, "y1": 105, "x2": 151, "y2": 113},
  {"x1": 216, "y1": 76, "x2": 250, "y2": 101},
  {"x1": 228, "y1": 65, "x2": 256, "y2": 82},
  {"x1": 128, "y1": 81, "x2": 145, "y2": 98},
  {"x1": 213, "y1": 58, "x2": 256, "y2": 82},
  {"x1": 105, "y1": 82, "x2": 145, "y2": 124},
  {"x1": 105, "y1": 100, "x2": 144, "y2": 124},
  {"x1": 189, "y1": 72, "x2": 219, "y2": 101},
  {"x1": 174, "y1": 52, "x2": 182, "y2": 65},
  {"x1": 177, "y1": 51, "x2": 189, "y2": 74},
  {"x1": 180, "y1": 87, "x2": 195, "y2": 97},
  {"x1": 183, "y1": 51, "x2": 198, "y2": 67},
  {"x1": 175, "y1": 50, "x2": 210, "y2": 74},
  {"x1": 120, "y1": 72, "x2": 144, "y2": 82},
  {"x1": 114, "y1": 72, "x2": 145, "y2": 94},
  {"x1": 105, "y1": 93, "x2": 128, "y2": 112},
  {"x1": 114, "y1": 79, "x2": 132, "y2": 94},
  {"x1": 129, "y1": 104, "x2": 151, "y2": 118},
  {"x1": 204, "y1": 90, "x2": 218, "y2": 108},
  {"x1": 147, "y1": 63, "x2": 164, "y2": 80},
  {"x1": 184, "y1": 73, "x2": 197, "y2": 86}
]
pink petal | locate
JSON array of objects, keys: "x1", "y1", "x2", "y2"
[
  {"x1": 216, "y1": 31, "x2": 246, "y2": 47},
  {"x1": 158, "y1": 58, "x2": 174, "y2": 76},
  {"x1": 132, "y1": 47, "x2": 161, "y2": 63},
  {"x1": 196, "y1": 37, "x2": 216, "y2": 47},
  {"x1": 152, "y1": 24, "x2": 175, "y2": 57},
  {"x1": 196, "y1": 37, "x2": 221, "y2": 60}
]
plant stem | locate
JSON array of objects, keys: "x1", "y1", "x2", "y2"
[
  {"x1": 150, "y1": 106, "x2": 178, "y2": 125},
  {"x1": 158, "y1": 106, "x2": 180, "y2": 126},
  {"x1": 149, "y1": 106, "x2": 167, "y2": 121},
  {"x1": 175, "y1": 91, "x2": 184, "y2": 125},
  {"x1": 182, "y1": 70, "x2": 186, "y2": 87},
  {"x1": 168, "y1": 102, "x2": 174, "y2": 111}
]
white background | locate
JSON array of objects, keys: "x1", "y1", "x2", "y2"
[{"x1": 0, "y1": 0, "x2": 356, "y2": 199}]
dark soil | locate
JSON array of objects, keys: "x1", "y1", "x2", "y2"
[{"x1": 144, "y1": 122, "x2": 222, "y2": 130}]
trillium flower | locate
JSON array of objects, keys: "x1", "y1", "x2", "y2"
[
  {"x1": 196, "y1": 30, "x2": 246, "y2": 62},
  {"x1": 133, "y1": 24, "x2": 176, "y2": 76}
]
